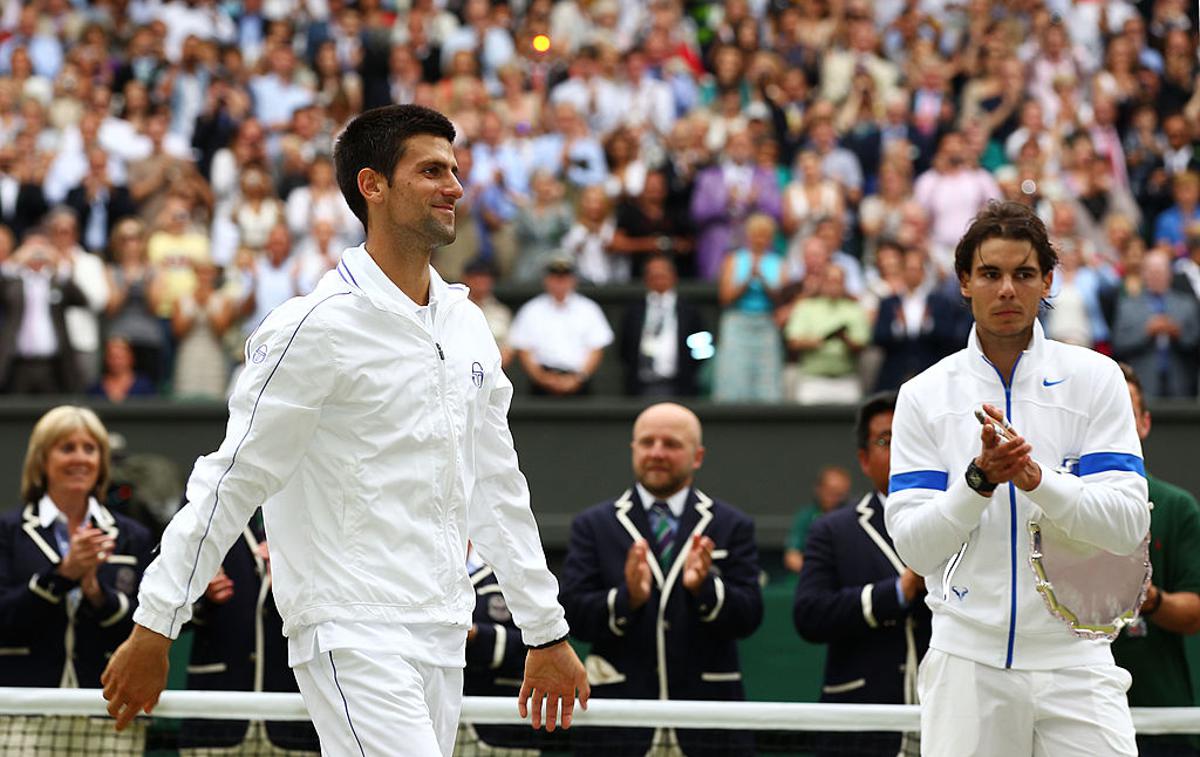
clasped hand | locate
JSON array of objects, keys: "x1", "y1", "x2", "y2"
[{"x1": 975, "y1": 403, "x2": 1041, "y2": 491}]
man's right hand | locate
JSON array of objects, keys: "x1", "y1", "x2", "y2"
[
  {"x1": 625, "y1": 540, "x2": 653, "y2": 610},
  {"x1": 101, "y1": 624, "x2": 172, "y2": 731},
  {"x1": 900, "y1": 568, "x2": 925, "y2": 602},
  {"x1": 204, "y1": 567, "x2": 234, "y2": 604}
]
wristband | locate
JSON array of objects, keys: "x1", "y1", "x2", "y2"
[{"x1": 528, "y1": 634, "x2": 569, "y2": 650}]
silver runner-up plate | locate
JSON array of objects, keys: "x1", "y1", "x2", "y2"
[{"x1": 1029, "y1": 518, "x2": 1151, "y2": 640}]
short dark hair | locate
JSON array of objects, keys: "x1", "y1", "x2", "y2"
[
  {"x1": 333, "y1": 104, "x2": 456, "y2": 229},
  {"x1": 856, "y1": 391, "x2": 897, "y2": 451},
  {"x1": 1118, "y1": 362, "x2": 1144, "y2": 414},
  {"x1": 953, "y1": 201, "x2": 1058, "y2": 281}
]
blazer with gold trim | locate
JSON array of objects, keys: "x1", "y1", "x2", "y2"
[
  {"x1": 0, "y1": 502, "x2": 152, "y2": 688},
  {"x1": 559, "y1": 486, "x2": 762, "y2": 757}
]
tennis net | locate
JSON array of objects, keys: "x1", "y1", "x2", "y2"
[{"x1": 1, "y1": 688, "x2": 1197, "y2": 755}]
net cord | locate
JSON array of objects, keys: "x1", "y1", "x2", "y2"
[{"x1": 0, "y1": 689, "x2": 1197, "y2": 734}]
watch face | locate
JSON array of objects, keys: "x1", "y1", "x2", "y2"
[{"x1": 967, "y1": 466, "x2": 985, "y2": 490}]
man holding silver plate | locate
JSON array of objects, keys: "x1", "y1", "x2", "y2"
[{"x1": 885, "y1": 201, "x2": 1151, "y2": 757}]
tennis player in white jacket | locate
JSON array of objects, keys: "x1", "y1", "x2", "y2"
[
  {"x1": 885, "y1": 202, "x2": 1149, "y2": 756},
  {"x1": 101, "y1": 105, "x2": 589, "y2": 755}
]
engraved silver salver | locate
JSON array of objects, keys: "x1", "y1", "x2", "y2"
[{"x1": 1030, "y1": 519, "x2": 1151, "y2": 640}]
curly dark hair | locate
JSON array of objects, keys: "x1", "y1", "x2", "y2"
[
  {"x1": 953, "y1": 201, "x2": 1058, "y2": 282},
  {"x1": 333, "y1": 104, "x2": 457, "y2": 229}
]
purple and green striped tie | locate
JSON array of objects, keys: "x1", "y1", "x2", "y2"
[{"x1": 649, "y1": 501, "x2": 678, "y2": 569}]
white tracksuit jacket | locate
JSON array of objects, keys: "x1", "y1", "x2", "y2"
[
  {"x1": 134, "y1": 245, "x2": 569, "y2": 654},
  {"x1": 884, "y1": 321, "x2": 1150, "y2": 671}
]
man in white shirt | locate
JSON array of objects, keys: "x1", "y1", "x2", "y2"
[
  {"x1": 101, "y1": 105, "x2": 588, "y2": 756},
  {"x1": 510, "y1": 257, "x2": 614, "y2": 396}
]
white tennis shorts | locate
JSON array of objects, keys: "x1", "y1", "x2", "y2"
[
  {"x1": 918, "y1": 648, "x2": 1136, "y2": 757},
  {"x1": 293, "y1": 648, "x2": 464, "y2": 756}
]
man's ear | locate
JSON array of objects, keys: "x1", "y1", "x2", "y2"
[
  {"x1": 1041, "y1": 267, "x2": 1054, "y2": 299},
  {"x1": 958, "y1": 271, "x2": 971, "y2": 300},
  {"x1": 357, "y1": 167, "x2": 385, "y2": 206}
]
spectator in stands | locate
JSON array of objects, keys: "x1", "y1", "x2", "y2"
[
  {"x1": 284, "y1": 154, "x2": 361, "y2": 252},
  {"x1": 462, "y1": 258, "x2": 513, "y2": 369},
  {"x1": 1112, "y1": 363, "x2": 1200, "y2": 757},
  {"x1": 45, "y1": 207, "x2": 109, "y2": 389},
  {"x1": 231, "y1": 165, "x2": 284, "y2": 255},
  {"x1": 611, "y1": 169, "x2": 695, "y2": 280},
  {"x1": 512, "y1": 170, "x2": 574, "y2": 283},
  {"x1": 782, "y1": 150, "x2": 845, "y2": 247},
  {"x1": 1174, "y1": 226, "x2": 1200, "y2": 302},
  {"x1": 819, "y1": 13, "x2": 899, "y2": 106},
  {"x1": 0, "y1": 139, "x2": 48, "y2": 242},
  {"x1": 914, "y1": 131, "x2": 1001, "y2": 275},
  {"x1": 172, "y1": 260, "x2": 233, "y2": 400},
  {"x1": 509, "y1": 257, "x2": 613, "y2": 397},
  {"x1": 562, "y1": 184, "x2": 620, "y2": 284},
  {"x1": 291, "y1": 218, "x2": 340, "y2": 297},
  {"x1": 88, "y1": 336, "x2": 155, "y2": 403},
  {"x1": 127, "y1": 111, "x2": 212, "y2": 229},
  {"x1": 147, "y1": 195, "x2": 211, "y2": 327},
  {"x1": 690, "y1": 129, "x2": 782, "y2": 281},
  {"x1": 618, "y1": 254, "x2": 706, "y2": 398},
  {"x1": 714, "y1": 213, "x2": 785, "y2": 403},
  {"x1": 1154, "y1": 171, "x2": 1200, "y2": 251},
  {"x1": 858, "y1": 161, "x2": 913, "y2": 266},
  {"x1": 0, "y1": 233, "x2": 88, "y2": 394},
  {"x1": 179, "y1": 511, "x2": 319, "y2": 754},
  {"x1": 560, "y1": 402, "x2": 763, "y2": 757},
  {"x1": 244, "y1": 224, "x2": 297, "y2": 338},
  {"x1": 785, "y1": 264, "x2": 870, "y2": 405},
  {"x1": 0, "y1": 405, "x2": 152, "y2": 753},
  {"x1": 783, "y1": 464, "x2": 851, "y2": 574},
  {"x1": 794, "y1": 392, "x2": 930, "y2": 757},
  {"x1": 1113, "y1": 248, "x2": 1200, "y2": 399},
  {"x1": 64, "y1": 147, "x2": 137, "y2": 256},
  {"x1": 872, "y1": 247, "x2": 964, "y2": 391}
]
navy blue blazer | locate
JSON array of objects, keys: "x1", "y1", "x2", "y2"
[
  {"x1": 793, "y1": 493, "x2": 931, "y2": 756},
  {"x1": 0, "y1": 501, "x2": 152, "y2": 688},
  {"x1": 179, "y1": 517, "x2": 318, "y2": 752},
  {"x1": 871, "y1": 291, "x2": 967, "y2": 392},
  {"x1": 560, "y1": 486, "x2": 763, "y2": 757}
]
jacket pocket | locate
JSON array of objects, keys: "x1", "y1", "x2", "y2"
[
  {"x1": 700, "y1": 671, "x2": 742, "y2": 682},
  {"x1": 584, "y1": 654, "x2": 627, "y2": 686},
  {"x1": 186, "y1": 662, "x2": 228, "y2": 675},
  {"x1": 822, "y1": 678, "x2": 866, "y2": 695}
]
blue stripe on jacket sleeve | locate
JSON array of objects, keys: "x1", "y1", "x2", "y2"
[
  {"x1": 889, "y1": 470, "x2": 950, "y2": 494},
  {"x1": 1077, "y1": 452, "x2": 1146, "y2": 477}
]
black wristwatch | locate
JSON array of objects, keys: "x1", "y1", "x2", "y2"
[{"x1": 965, "y1": 460, "x2": 997, "y2": 496}]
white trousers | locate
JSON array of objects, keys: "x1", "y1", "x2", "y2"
[
  {"x1": 918, "y1": 649, "x2": 1137, "y2": 757},
  {"x1": 293, "y1": 648, "x2": 464, "y2": 757}
]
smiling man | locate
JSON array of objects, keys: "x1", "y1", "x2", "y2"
[
  {"x1": 884, "y1": 201, "x2": 1150, "y2": 756},
  {"x1": 559, "y1": 402, "x2": 763, "y2": 756},
  {"x1": 100, "y1": 104, "x2": 588, "y2": 756}
]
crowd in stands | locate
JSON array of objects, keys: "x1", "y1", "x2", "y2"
[{"x1": 0, "y1": 0, "x2": 1198, "y2": 402}]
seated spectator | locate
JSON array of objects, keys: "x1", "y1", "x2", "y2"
[
  {"x1": 509, "y1": 257, "x2": 613, "y2": 397},
  {"x1": 1154, "y1": 171, "x2": 1200, "y2": 252},
  {"x1": 172, "y1": 260, "x2": 234, "y2": 400},
  {"x1": 714, "y1": 213, "x2": 785, "y2": 403},
  {"x1": 179, "y1": 511, "x2": 319, "y2": 754},
  {"x1": 511, "y1": 171, "x2": 574, "y2": 283},
  {"x1": 618, "y1": 254, "x2": 706, "y2": 398},
  {"x1": 88, "y1": 336, "x2": 156, "y2": 402},
  {"x1": 611, "y1": 170, "x2": 695, "y2": 280},
  {"x1": 104, "y1": 217, "x2": 166, "y2": 386},
  {"x1": 562, "y1": 185, "x2": 620, "y2": 284},
  {"x1": 1113, "y1": 248, "x2": 1200, "y2": 399},
  {"x1": 872, "y1": 248, "x2": 965, "y2": 391},
  {"x1": 462, "y1": 259, "x2": 513, "y2": 369},
  {"x1": 0, "y1": 406, "x2": 152, "y2": 754},
  {"x1": 0, "y1": 233, "x2": 88, "y2": 394},
  {"x1": 783, "y1": 464, "x2": 851, "y2": 573}
]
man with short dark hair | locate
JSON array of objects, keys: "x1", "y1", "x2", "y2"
[
  {"x1": 794, "y1": 392, "x2": 931, "y2": 757},
  {"x1": 618, "y1": 254, "x2": 706, "y2": 397},
  {"x1": 1112, "y1": 363, "x2": 1200, "y2": 757},
  {"x1": 886, "y1": 201, "x2": 1149, "y2": 756},
  {"x1": 102, "y1": 104, "x2": 588, "y2": 756}
]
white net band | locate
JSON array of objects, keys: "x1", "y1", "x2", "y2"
[{"x1": 0, "y1": 688, "x2": 1196, "y2": 735}]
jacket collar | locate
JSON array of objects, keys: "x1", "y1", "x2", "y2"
[
  {"x1": 339, "y1": 244, "x2": 469, "y2": 321},
  {"x1": 854, "y1": 492, "x2": 905, "y2": 574},
  {"x1": 614, "y1": 486, "x2": 713, "y2": 590},
  {"x1": 963, "y1": 318, "x2": 1048, "y2": 384},
  {"x1": 24, "y1": 496, "x2": 116, "y2": 565},
  {"x1": 36, "y1": 495, "x2": 108, "y2": 530}
]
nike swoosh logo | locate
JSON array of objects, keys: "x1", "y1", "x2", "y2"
[{"x1": 1043, "y1": 378, "x2": 1066, "y2": 387}]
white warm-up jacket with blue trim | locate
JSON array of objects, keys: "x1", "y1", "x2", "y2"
[
  {"x1": 884, "y1": 320, "x2": 1149, "y2": 671},
  {"x1": 134, "y1": 245, "x2": 569, "y2": 656}
]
